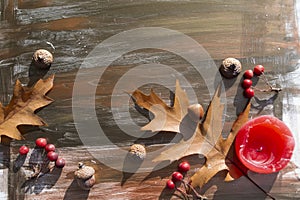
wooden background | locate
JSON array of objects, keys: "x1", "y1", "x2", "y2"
[{"x1": 1, "y1": 0, "x2": 300, "y2": 199}]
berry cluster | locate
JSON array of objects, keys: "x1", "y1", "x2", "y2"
[
  {"x1": 166, "y1": 161, "x2": 190, "y2": 189},
  {"x1": 242, "y1": 65, "x2": 265, "y2": 98},
  {"x1": 19, "y1": 138, "x2": 65, "y2": 168},
  {"x1": 165, "y1": 161, "x2": 206, "y2": 199}
]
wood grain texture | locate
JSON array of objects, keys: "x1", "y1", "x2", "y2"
[
  {"x1": 8, "y1": 140, "x2": 300, "y2": 200},
  {"x1": 2, "y1": 0, "x2": 300, "y2": 199}
]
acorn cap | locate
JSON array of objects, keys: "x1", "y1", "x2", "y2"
[
  {"x1": 32, "y1": 49, "x2": 53, "y2": 69},
  {"x1": 129, "y1": 144, "x2": 146, "y2": 160},
  {"x1": 74, "y1": 162, "x2": 95, "y2": 180},
  {"x1": 219, "y1": 57, "x2": 242, "y2": 79}
]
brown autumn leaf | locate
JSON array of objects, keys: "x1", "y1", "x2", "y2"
[
  {"x1": 133, "y1": 81, "x2": 252, "y2": 188},
  {"x1": 132, "y1": 80, "x2": 189, "y2": 133},
  {"x1": 0, "y1": 75, "x2": 54, "y2": 143},
  {"x1": 189, "y1": 102, "x2": 251, "y2": 188},
  {"x1": 152, "y1": 83, "x2": 224, "y2": 162}
]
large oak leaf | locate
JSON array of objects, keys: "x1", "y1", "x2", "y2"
[
  {"x1": 133, "y1": 81, "x2": 274, "y2": 198},
  {"x1": 0, "y1": 75, "x2": 54, "y2": 142},
  {"x1": 189, "y1": 102, "x2": 251, "y2": 188},
  {"x1": 152, "y1": 83, "x2": 224, "y2": 162},
  {"x1": 148, "y1": 82, "x2": 251, "y2": 187}
]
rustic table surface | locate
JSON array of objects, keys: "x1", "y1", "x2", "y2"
[{"x1": 1, "y1": 0, "x2": 300, "y2": 199}]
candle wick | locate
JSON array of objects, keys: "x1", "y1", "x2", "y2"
[{"x1": 256, "y1": 146, "x2": 263, "y2": 152}]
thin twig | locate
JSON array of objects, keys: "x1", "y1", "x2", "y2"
[
  {"x1": 176, "y1": 187, "x2": 189, "y2": 200},
  {"x1": 28, "y1": 164, "x2": 41, "y2": 180},
  {"x1": 252, "y1": 86, "x2": 281, "y2": 93},
  {"x1": 182, "y1": 181, "x2": 207, "y2": 200},
  {"x1": 255, "y1": 72, "x2": 282, "y2": 92},
  {"x1": 27, "y1": 163, "x2": 55, "y2": 180}
]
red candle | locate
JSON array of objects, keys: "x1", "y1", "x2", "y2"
[{"x1": 235, "y1": 115, "x2": 295, "y2": 174}]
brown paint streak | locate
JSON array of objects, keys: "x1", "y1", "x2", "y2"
[{"x1": 38, "y1": 17, "x2": 90, "y2": 31}]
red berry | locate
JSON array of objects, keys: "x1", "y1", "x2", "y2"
[
  {"x1": 244, "y1": 88, "x2": 255, "y2": 98},
  {"x1": 55, "y1": 158, "x2": 65, "y2": 168},
  {"x1": 19, "y1": 145, "x2": 29, "y2": 155},
  {"x1": 243, "y1": 70, "x2": 254, "y2": 79},
  {"x1": 45, "y1": 144, "x2": 56, "y2": 152},
  {"x1": 166, "y1": 179, "x2": 175, "y2": 189},
  {"x1": 35, "y1": 138, "x2": 47, "y2": 148},
  {"x1": 178, "y1": 161, "x2": 190, "y2": 173},
  {"x1": 242, "y1": 79, "x2": 253, "y2": 89},
  {"x1": 171, "y1": 171, "x2": 183, "y2": 182},
  {"x1": 253, "y1": 65, "x2": 265, "y2": 76},
  {"x1": 47, "y1": 151, "x2": 59, "y2": 161}
]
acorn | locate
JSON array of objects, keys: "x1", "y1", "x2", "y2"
[
  {"x1": 187, "y1": 104, "x2": 204, "y2": 122},
  {"x1": 128, "y1": 144, "x2": 146, "y2": 161},
  {"x1": 74, "y1": 162, "x2": 96, "y2": 190},
  {"x1": 32, "y1": 49, "x2": 53, "y2": 69},
  {"x1": 219, "y1": 57, "x2": 242, "y2": 79}
]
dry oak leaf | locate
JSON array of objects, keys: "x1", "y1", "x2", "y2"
[
  {"x1": 151, "y1": 83, "x2": 250, "y2": 185},
  {"x1": 188, "y1": 101, "x2": 276, "y2": 199},
  {"x1": 189, "y1": 102, "x2": 251, "y2": 188},
  {"x1": 0, "y1": 75, "x2": 54, "y2": 142},
  {"x1": 152, "y1": 83, "x2": 225, "y2": 163},
  {"x1": 132, "y1": 80, "x2": 189, "y2": 133},
  {"x1": 133, "y1": 81, "x2": 275, "y2": 198},
  {"x1": 132, "y1": 81, "x2": 225, "y2": 162}
]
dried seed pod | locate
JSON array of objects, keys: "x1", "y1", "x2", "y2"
[
  {"x1": 74, "y1": 162, "x2": 96, "y2": 190},
  {"x1": 128, "y1": 144, "x2": 146, "y2": 160},
  {"x1": 187, "y1": 104, "x2": 204, "y2": 122},
  {"x1": 32, "y1": 49, "x2": 53, "y2": 69},
  {"x1": 219, "y1": 57, "x2": 242, "y2": 79}
]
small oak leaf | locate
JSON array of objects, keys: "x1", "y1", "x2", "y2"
[
  {"x1": 132, "y1": 80, "x2": 189, "y2": 133},
  {"x1": 0, "y1": 75, "x2": 54, "y2": 143}
]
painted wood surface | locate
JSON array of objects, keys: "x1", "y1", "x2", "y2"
[
  {"x1": 1, "y1": 0, "x2": 300, "y2": 199},
  {"x1": 8, "y1": 142, "x2": 300, "y2": 200}
]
